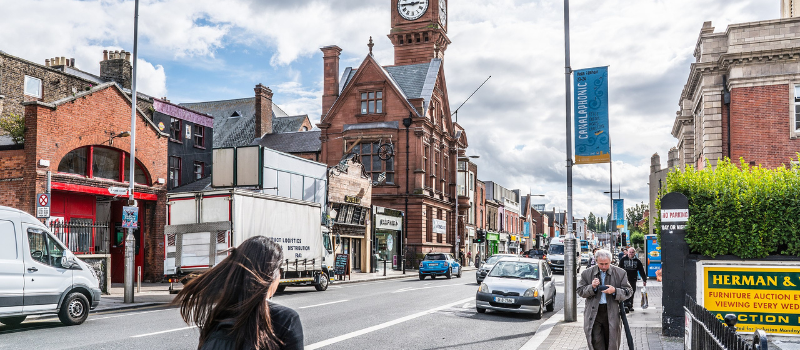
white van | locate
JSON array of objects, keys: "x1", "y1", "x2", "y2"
[{"x1": 0, "y1": 205, "x2": 101, "y2": 326}]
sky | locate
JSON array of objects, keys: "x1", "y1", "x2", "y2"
[{"x1": 0, "y1": 0, "x2": 778, "y2": 220}]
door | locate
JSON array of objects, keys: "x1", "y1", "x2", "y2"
[
  {"x1": 110, "y1": 200, "x2": 145, "y2": 283},
  {"x1": 23, "y1": 226, "x2": 72, "y2": 313},
  {"x1": 542, "y1": 263, "x2": 555, "y2": 301},
  {"x1": 0, "y1": 220, "x2": 24, "y2": 315},
  {"x1": 352, "y1": 239, "x2": 361, "y2": 272}
]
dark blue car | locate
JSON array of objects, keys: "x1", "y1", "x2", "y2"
[{"x1": 419, "y1": 253, "x2": 461, "y2": 280}]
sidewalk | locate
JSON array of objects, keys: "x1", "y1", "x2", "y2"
[{"x1": 522, "y1": 280, "x2": 683, "y2": 350}]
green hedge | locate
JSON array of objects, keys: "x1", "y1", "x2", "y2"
[{"x1": 657, "y1": 158, "x2": 800, "y2": 258}]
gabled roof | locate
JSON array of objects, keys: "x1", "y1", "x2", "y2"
[
  {"x1": 254, "y1": 130, "x2": 321, "y2": 154},
  {"x1": 180, "y1": 97, "x2": 290, "y2": 148},
  {"x1": 340, "y1": 58, "x2": 443, "y2": 113},
  {"x1": 273, "y1": 115, "x2": 310, "y2": 134}
]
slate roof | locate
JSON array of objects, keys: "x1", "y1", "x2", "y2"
[
  {"x1": 180, "y1": 98, "x2": 291, "y2": 148},
  {"x1": 273, "y1": 115, "x2": 309, "y2": 133},
  {"x1": 254, "y1": 130, "x2": 321, "y2": 154},
  {"x1": 169, "y1": 177, "x2": 212, "y2": 193},
  {"x1": 340, "y1": 58, "x2": 442, "y2": 113}
]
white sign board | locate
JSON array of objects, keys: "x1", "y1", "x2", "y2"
[
  {"x1": 36, "y1": 193, "x2": 50, "y2": 218},
  {"x1": 108, "y1": 187, "x2": 128, "y2": 196},
  {"x1": 661, "y1": 209, "x2": 689, "y2": 222},
  {"x1": 433, "y1": 219, "x2": 447, "y2": 234},
  {"x1": 375, "y1": 214, "x2": 402, "y2": 231}
]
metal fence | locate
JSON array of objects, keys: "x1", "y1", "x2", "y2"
[
  {"x1": 684, "y1": 295, "x2": 769, "y2": 350},
  {"x1": 50, "y1": 221, "x2": 110, "y2": 255}
]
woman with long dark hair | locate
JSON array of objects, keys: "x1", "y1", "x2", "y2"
[{"x1": 175, "y1": 236, "x2": 303, "y2": 350}]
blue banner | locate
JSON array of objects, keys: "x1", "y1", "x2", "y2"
[
  {"x1": 573, "y1": 66, "x2": 610, "y2": 164},
  {"x1": 612, "y1": 199, "x2": 624, "y2": 222},
  {"x1": 523, "y1": 222, "x2": 531, "y2": 239}
]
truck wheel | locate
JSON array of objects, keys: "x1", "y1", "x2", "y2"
[
  {"x1": 58, "y1": 292, "x2": 89, "y2": 326},
  {"x1": 276, "y1": 285, "x2": 287, "y2": 293},
  {"x1": 314, "y1": 272, "x2": 329, "y2": 291},
  {"x1": 0, "y1": 315, "x2": 26, "y2": 326}
]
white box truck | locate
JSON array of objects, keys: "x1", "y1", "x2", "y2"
[{"x1": 163, "y1": 189, "x2": 334, "y2": 292}]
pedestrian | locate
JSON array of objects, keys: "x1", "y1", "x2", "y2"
[
  {"x1": 587, "y1": 247, "x2": 599, "y2": 268},
  {"x1": 616, "y1": 247, "x2": 626, "y2": 264},
  {"x1": 175, "y1": 236, "x2": 303, "y2": 350},
  {"x1": 619, "y1": 247, "x2": 647, "y2": 313},
  {"x1": 577, "y1": 249, "x2": 633, "y2": 350},
  {"x1": 475, "y1": 252, "x2": 482, "y2": 268},
  {"x1": 459, "y1": 250, "x2": 465, "y2": 265},
  {"x1": 466, "y1": 250, "x2": 472, "y2": 265}
]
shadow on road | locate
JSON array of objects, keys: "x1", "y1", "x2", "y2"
[
  {"x1": 0, "y1": 321, "x2": 66, "y2": 335},
  {"x1": 419, "y1": 331, "x2": 537, "y2": 350}
]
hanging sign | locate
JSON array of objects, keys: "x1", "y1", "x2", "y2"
[
  {"x1": 122, "y1": 206, "x2": 139, "y2": 229},
  {"x1": 612, "y1": 199, "x2": 625, "y2": 222},
  {"x1": 573, "y1": 66, "x2": 611, "y2": 164},
  {"x1": 375, "y1": 214, "x2": 402, "y2": 231},
  {"x1": 432, "y1": 219, "x2": 447, "y2": 234}
]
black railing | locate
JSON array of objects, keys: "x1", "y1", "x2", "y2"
[
  {"x1": 49, "y1": 221, "x2": 110, "y2": 254},
  {"x1": 685, "y1": 295, "x2": 769, "y2": 350}
]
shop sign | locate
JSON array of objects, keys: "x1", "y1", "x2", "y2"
[
  {"x1": 344, "y1": 195, "x2": 361, "y2": 205},
  {"x1": 511, "y1": 235, "x2": 518, "y2": 242},
  {"x1": 486, "y1": 232, "x2": 499, "y2": 241},
  {"x1": 375, "y1": 214, "x2": 402, "y2": 231},
  {"x1": 702, "y1": 265, "x2": 800, "y2": 335},
  {"x1": 432, "y1": 219, "x2": 447, "y2": 234}
]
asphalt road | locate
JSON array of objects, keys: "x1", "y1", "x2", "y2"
[{"x1": 0, "y1": 271, "x2": 570, "y2": 350}]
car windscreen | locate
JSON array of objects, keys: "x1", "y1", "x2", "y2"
[
  {"x1": 488, "y1": 261, "x2": 539, "y2": 279},
  {"x1": 485, "y1": 255, "x2": 510, "y2": 265},
  {"x1": 424, "y1": 254, "x2": 446, "y2": 261},
  {"x1": 549, "y1": 244, "x2": 564, "y2": 255}
]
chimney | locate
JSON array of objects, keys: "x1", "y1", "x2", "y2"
[
  {"x1": 45, "y1": 59, "x2": 50, "y2": 66},
  {"x1": 100, "y1": 49, "x2": 133, "y2": 89},
  {"x1": 701, "y1": 21, "x2": 714, "y2": 34},
  {"x1": 650, "y1": 153, "x2": 662, "y2": 173},
  {"x1": 320, "y1": 45, "x2": 342, "y2": 118},
  {"x1": 668, "y1": 147, "x2": 680, "y2": 170},
  {"x1": 254, "y1": 84, "x2": 274, "y2": 138}
]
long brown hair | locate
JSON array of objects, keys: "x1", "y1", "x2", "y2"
[{"x1": 175, "y1": 236, "x2": 284, "y2": 350}]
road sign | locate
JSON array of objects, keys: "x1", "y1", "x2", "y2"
[
  {"x1": 36, "y1": 193, "x2": 50, "y2": 218},
  {"x1": 109, "y1": 187, "x2": 129, "y2": 196},
  {"x1": 122, "y1": 206, "x2": 139, "y2": 229}
]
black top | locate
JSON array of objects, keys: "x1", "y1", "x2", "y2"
[
  {"x1": 201, "y1": 302, "x2": 304, "y2": 350},
  {"x1": 619, "y1": 255, "x2": 647, "y2": 282}
]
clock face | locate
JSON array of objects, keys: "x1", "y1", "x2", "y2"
[
  {"x1": 439, "y1": 0, "x2": 446, "y2": 24},
  {"x1": 398, "y1": 0, "x2": 429, "y2": 21}
]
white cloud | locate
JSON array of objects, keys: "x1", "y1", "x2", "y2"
[{"x1": 135, "y1": 59, "x2": 167, "y2": 98}]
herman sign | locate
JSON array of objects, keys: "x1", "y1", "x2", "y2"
[{"x1": 661, "y1": 209, "x2": 689, "y2": 222}]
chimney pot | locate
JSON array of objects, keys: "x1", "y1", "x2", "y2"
[
  {"x1": 61, "y1": 56, "x2": 66, "y2": 66},
  {"x1": 70, "y1": 58, "x2": 75, "y2": 67},
  {"x1": 45, "y1": 59, "x2": 50, "y2": 66},
  {"x1": 103, "y1": 50, "x2": 108, "y2": 60},
  {"x1": 125, "y1": 52, "x2": 131, "y2": 62}
]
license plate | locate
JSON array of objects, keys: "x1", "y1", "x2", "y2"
[
  {"x1": 427, "y1": 264, "x2": 438, "y2": 268},
  {"x1": 494, "y1": 297, "x2": 515, "y2": 304}
]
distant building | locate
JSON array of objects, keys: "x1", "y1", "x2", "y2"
[{"x1": 152, "y1": 99, "x2": 214, "y2": 190}]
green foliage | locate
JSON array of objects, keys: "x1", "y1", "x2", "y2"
[
  {"x1": 588, "y1": 212, "x2": 597, "y2": 231},
  {"x1": 661, "y1": 158, "x2": 800, "y2": 258},
  {"x1": 0, "y1": 113, "x2": 25, "y2": 144},
  {"x1": 630, "y1": 231, "x2": 645, "y2": 249},
  {"x1": 625, "y1": 202, "x2": 648, "y2": 234}
]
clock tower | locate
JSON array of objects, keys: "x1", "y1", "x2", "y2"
[{"x1": 389, "y1": 0, "x2": 451, "y2": 66}]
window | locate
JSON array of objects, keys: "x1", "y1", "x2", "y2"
[
  {"x1": 27, "y1": 228, "x2": 65, "y2": 268},
  {"x1": 0, "y1": 220, "x2": 17, "y2": 260},
  {"x1": 331, "y1": 203, "x2": 367, "y2": 226},
  {"x1": 355, "y1": 142, "x2": 394, "y2": 184},
  {"x1": 302, "y1": 126, "x2": 308, "y2": 131},
  {"x1": 170, "y1": 117, "x2": 182, "y2": 141},
  {"x1": 194, "y1": 125, "x2": 205, "y2": 147},
  {"x1": 58, "y1": 146, "x2": 148, "y2": 184},
  {"x1": 360, "y1": 91, "x2": 383, "y2": 114},
  {"x1": 58, "y1": 147, "x2": 88, "y2": 176},
  {"x1": 92, "y1": 147, "x2": 121, "y2": 180},
  {"x1": 424, "y1": 145, "x2": 430, "y2": 187},
  {"x1": 193, "y1": 161, "x2": 204, "y2": 180},
  {"x1": 169, "y1": 156, "x2": 181, "y2": 187},
  {"x1": 795, "y1": 85, "x2": 800, "y2": 132},
  {"x1": 24, "y1": 76, "x2": 42, "y2": 98},
  {"x1": 124, "y1": 158, "x2": 149, "y2": 184}
]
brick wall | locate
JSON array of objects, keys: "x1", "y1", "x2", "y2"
[
  {"x1": 729, "y1": 84, "x2": 800, "y2": 168},
  {"x1": 0, "y1": 149, "x2": 27, "y2": 209}
]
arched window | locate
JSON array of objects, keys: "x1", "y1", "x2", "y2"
[
  {"x1": 302, "y1": 126, "x2": 308, "y2": 131},
  {"x1": 58, "y1": 146, "x2": 150, "y2": 185}
]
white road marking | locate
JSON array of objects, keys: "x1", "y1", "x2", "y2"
[
  {"x1": 130, "y1": 326, "x2": 197, "y2": 338},
  {"x1": 305, "y1": 297, "x2": 474, "y2": 350},
  {"x1": 518, "y1": 311, "x2": 564, "y2": 350},
  {"x1": 461, "y1": 302, "x2": 472, "y2": 309},
  {"x1": 391, "y1": 283, "x2": 469, "y2": 294},
  {"x1": 90, "y1": 309, "x2": 170, "y2": 321},
  {"x1": 298, "y1": 300, "x2": 349, "y2": 309}
]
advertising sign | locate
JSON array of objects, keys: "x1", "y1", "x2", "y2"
[
  {"x1": 432, "y1": 219, "x2": 447, "y2": 234},
  {"x1": 645, "y1": 234, "x2": 661, "y2": 278},
  {"x1": 375, "y1": 214, "x2": 402, "y2": 231},
  {"x1": 573, "y1": 66, "x2": 611, "y2": 164},
  {"x1": 703, "y1": 265, "x2": 800, "y2": 335},
  {"x1": 612, "y1": 199, "x2": 625, "y2": 222},
  {"x1": 523, "y1": 222, "x2": 531, "y2": 239},
  {"x1": 121, "y1": 206, "x2": 139, "y2": 229}
]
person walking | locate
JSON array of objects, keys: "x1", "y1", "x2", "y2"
[
  {"x1": 619, "y1": 247, "x2": 647, "y2": 313},
  {"x1": 577, "y1": 249, "x2": 633, "y2": 350},
  {"x1": 175, "y1": 236, "x2": 304, "y2": 350},
  {"x1": 587, "y1": 247, "x2": 599, "y2": 268}
]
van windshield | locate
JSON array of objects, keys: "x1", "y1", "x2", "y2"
[{"x1": 549, "y1": 244, "x2": 564, "y2": 255}]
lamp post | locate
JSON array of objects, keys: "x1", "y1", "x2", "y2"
[
  {"x1": 124, "y1": 0, "x2": 140, "y2": 304},
  {"x1": 604, "y1": 185, "x2": 621, "y2": 247}
]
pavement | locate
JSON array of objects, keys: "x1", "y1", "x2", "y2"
[{"x1": 521, "y1": 279, "x2": 683, "y2": 350}]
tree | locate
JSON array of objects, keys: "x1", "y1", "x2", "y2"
[
  {"x1": 630, "y1": 231, "x2": 645, "y2": 249},
  {"x1": 598, "y1": 217, "x2": 605, "y2": 232},
  {"x1": 0, "y1": 113, "x2": 24, "y2": 144},
  {"x1": 625, "y1": 202, "x2": 648, "y2": 235},
  {"x1": 588, "y1": 212, "x2": 596, "y2": 231}
]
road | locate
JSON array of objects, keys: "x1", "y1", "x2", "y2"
[{"x1": 0, "y1": 271, "x2": 570, "y2": 350}]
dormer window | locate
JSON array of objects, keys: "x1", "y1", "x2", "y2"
[
  {"x1": 230, "y1": 111, "x2": 242, "y2": 118},
  {"x1": 360, "y1": 91, "x2": 383, "y2": 114}
]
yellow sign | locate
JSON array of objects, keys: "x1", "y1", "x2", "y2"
[{"x1": 704, "y1": 266, "x2": 800, "y2": 335}]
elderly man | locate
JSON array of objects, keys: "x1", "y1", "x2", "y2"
[
  {"x1": 619, "y1": 247, "x2": 647, "y2": 312},
  {"x1": 577, "y1": 249, "x2": 633, "y2": 350}
]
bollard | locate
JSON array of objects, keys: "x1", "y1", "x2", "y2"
[{"x1": 383, "y1": 260, "x2": 387, "y2": 276}]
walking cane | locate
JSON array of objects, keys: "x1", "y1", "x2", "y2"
[{"x1": 619, "y1": 299, "x2": 634, "y2": 350}]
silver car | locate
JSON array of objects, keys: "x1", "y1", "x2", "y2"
[
  {"x1": 475, "y1": 254, "x2": 517, "y2": 283},
  {"x1": 475, "y1": 257, "x2": 556, "y2": 319}
]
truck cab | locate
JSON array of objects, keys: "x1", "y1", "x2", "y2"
[{"x1": 0, "y1": 206, "x2": 101, "y2": 326}]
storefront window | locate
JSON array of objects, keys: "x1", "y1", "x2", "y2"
[
  {"x1": 92, "y1": 147, "x2": 120, "y2": 180},
  {"x1": 124, "y1": 160, "x2": 149, "y2": 184},
  {"x1": 58, "y1": 147, "x2": 88, "y2": 176}
]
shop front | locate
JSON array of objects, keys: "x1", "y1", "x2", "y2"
[
  {"x1": 486, "y1": 232, "x2": 499, "y2": 256},
  {"x1": 373, "y1": 206, "x2": 403, "y2": 272},
  {"x1": 327, "y1": 158, "x2": 373, "y2": 274},
  {"x1": 509, "y1": 235, "x2": 520, "y2": 254},
  {"x1": 499, "y1": 233, "x2": 509, "y2": 254}
]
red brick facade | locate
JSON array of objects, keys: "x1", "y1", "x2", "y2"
[{"x1": 727, "y1": 84, "x2": 800, "y2": 168}]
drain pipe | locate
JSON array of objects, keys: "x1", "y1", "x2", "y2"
[{"x1": 723, "y1": 75, "x2": 731, "y2": 159}]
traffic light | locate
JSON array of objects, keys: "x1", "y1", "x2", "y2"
[
  {"x1": 474, "y1": 230, "x2": 486, "y2": 243},
  {"x1": 621, "y1": 232, "x2": 627, "y2": 246}
]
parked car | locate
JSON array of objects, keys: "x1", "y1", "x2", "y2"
[
  {"x1": 476, "y1": 253, "x2": 517, "y2": 283},
  {"x1": 581, "y1": 252, "x2": 592, "y2": 266},
  {"x1": 0, "y1": 206, "x2": 101, "y2": 326},
  {"x1": 475, "y1": 257, "x2": 556, "y2": 319},
  {"x1": 527, "y1": 249, "x2": 546, "y2": 259},
  {"x1": 419, "y1": 253, "x2": 462, "y2": 280}
]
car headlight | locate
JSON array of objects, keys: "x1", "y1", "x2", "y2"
[
  {"x1": 523, "y1": 287, "x2": 539, "y2": 297},
  {"x1": 479, "y1": 283, "x2": 490, "y2": 293}
]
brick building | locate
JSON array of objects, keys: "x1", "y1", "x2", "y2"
[
  {"x1": 317, "y1": 0, "x2": 466, "y2": 267},
  {"x1": 0, "y1": 82, "x2": 169, "y2": 283},
  {"x1": 457, "y1": 158, "x2": 478, "y2": 264},
  {"x1": 531, "y1": 207, "x2": 549, "y2": 249},
  {"x1": 485, "y1": 181, "x2": 521, "y2": 254},
  {"x1": 152, "y1": 99, "x2": 214, "y2": 190},
  {"x1": 672, "y1": 12, "x2": 800, "y2": 170}
]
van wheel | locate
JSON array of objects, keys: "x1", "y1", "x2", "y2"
[
  {"x1": 314, "y1": 272, "x2": 329, "y2": 291},
  {"x1": 276, "y1": 285, "x2": 287, "y2": 293},
  {"x1": 58, "y1": 292, "x2": 89, "y2": 326},
  {"x1": 0, "y1": 315, "x2": 26, "y2": 326}
]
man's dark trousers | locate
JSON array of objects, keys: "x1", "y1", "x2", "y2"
[
  {"x1": 625, "y1": 276, "x2": 637, "y2": 310},
  {"x1": 592, "y1": 304, "x2": 610, "y2": 350}
]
